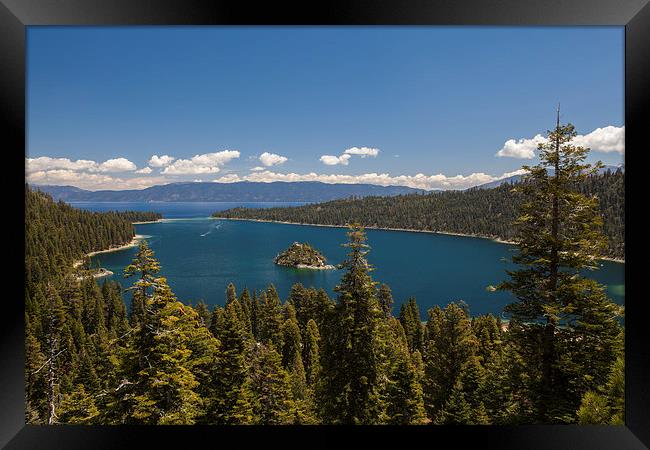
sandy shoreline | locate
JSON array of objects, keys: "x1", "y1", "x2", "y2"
[
  {"x1": 215, "y1": 217, "x2": 625, "y2": 263},
  {"x1": 72, "y1": 234, "x2": 147, "y2": 269},
  {"x1": 132, "y1": 219, "x2": 164, "y2": 224}
]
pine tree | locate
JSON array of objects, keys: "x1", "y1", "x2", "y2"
[
  {"x1": 281, "y1": 318, "x2": 302, "y2": 371},
  {"x1": 210, "y1": 300, "x2": 249, "y2": 424},
  {"x1": 251, "y1": 290, "x2": 261, "y2": 341},
  {"x1": 225, "y1": 283, "x2": 237, "y2": 305},
  {"x1": 247, "y1": 343, "x2": 294, "y2": 425},
  {"x1": 58, "y1": 384, "x2": 100, "y2": 424},
  {"x1": 280, "y1": 315, "x2": 316, "y2": 423},
  {"x1": 422, "y1": 303, "x2": 477, "y2": 421},
  {"x1": 25, "y1": 320, "x2": 48, "y2": 423},
  {"x1": 209, "y1": 306, "x2": 225, "y2": 338},
  {"x1": 458, "y1": 354, "x2": 487, "y2": 422},
  {"x1": 577, "y1": 356, "x2": 624, "y2": 424},
  {"x1": 472, "y1": 314, "x2": 502, "y2": 368},
  {"x1": 497, "y1": 109, "x2": 623, "y2": 422},
  {"x1": 239, "y1": 288, "x2": 253, "y2": 338},
  {"x1": 435, "y1": 380, "x2": 472, "y2": 425},
  {"x1": 288, "y1": 283, "x2": 308, "y2": 328},
  {"x1": 384, "y1": 349, "x2": 427, "y2": 425},
  {"x1": 399, "y1": 297, "x2": 424, "y2": 353},
  {"x1": 129, "y1": 278, "x2": 204, "y2": 424},
  {"x1": 118, "y1": 248, "x2": 205, "y2": 425},
  {"x1": 124, "y1": 240, "x2": 160, "y2": 327},
  {"x1": 303, "y1": 319, "x2": 321, "y2": 386},
  {"x1": 194, "y1": 300, "x2": 212, "y2": 329},
  {"x1": 377, "y1": 283, "x2": 394, "y2": 318},
  {"x1": 317, "y1": 224, "x2": 383, "y2": 424},
  {"x1": 258, "y1": 285, "x2": 284, "y2": 348},
  {"x1": 102, "y1": 281, "x2": 129, "y2": 338}
]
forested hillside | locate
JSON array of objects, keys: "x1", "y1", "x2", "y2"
[
  {"x1": 25, "y1": 187, "x2": 162, "y2": 423},
  {"x1": 26, "y1": 186, "x2": 161, "y2": 287},
  {"x1": 215, "y1": 169, "x2": 624, "y2": 259}
]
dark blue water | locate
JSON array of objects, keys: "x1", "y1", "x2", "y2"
[{"x1": 75, "y1": 202, "x2": 625, "y2": 318}]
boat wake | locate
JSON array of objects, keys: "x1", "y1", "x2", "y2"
[{"x1": 200, "y1": 222, "x2": 222, "y2": 237}]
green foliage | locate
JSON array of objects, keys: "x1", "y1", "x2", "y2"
[
  {"x1": 377, "y1": 284, "x2": 394, "y2": 318},
  {"x1": 497, "y1": 117, "x2": 624, "y2": 423},
  {"x1": 209, "y1": 301, "x2": 248, "y2": 424},
  {"x1": 122, "y1": 275, "x2": 207, "y2": 424},
  {"x1": 215, "y1": 170, "x2": 624, "y2": 258},
  {"x1": 399, "y1": 297, "x2": 424, "y2": 353},
  {"x1": 247, "y1": 343, "x2": 294, "y2": 425},
  {"x1": 124, "y1": 241, "x2": 161, "y2": 327},
  {"x1": 422, "y1": 303, "x2": 478, "y2": 421},
  {"x1": 577, "y1": 357, "x2": 625, "y2": 424},
  {"x1": 383, "y1": 340, "x2": 427, "y2": 425},
  {"x1": 317, "y1": 225, "x2": 383, "y2": 424},
  {"x1": 58, "y1": 384, "x2": 100, "y2": 425},
  {"x1": 258, "y1": 286, "x2": 285, "y2": 348},
  {"x1": 303, "y1": 319, "x2": 321, "y2": 386}
]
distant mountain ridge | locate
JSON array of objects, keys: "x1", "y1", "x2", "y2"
[
  {"x1": 476, "y1": 165, "x2": 624, "y2": 189},
  {"x1": 33, "y1": 181, "x2": 425, "y2": 203}
]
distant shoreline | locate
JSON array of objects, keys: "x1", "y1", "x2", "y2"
[{"x1": 214, "y1": 217, "x2": 625, "y2": 264}]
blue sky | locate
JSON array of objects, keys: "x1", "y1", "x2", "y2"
[{"x1": 26, "y1": 26, "x2": 624, "y2": 190}]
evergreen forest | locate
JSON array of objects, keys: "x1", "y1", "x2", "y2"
[
  {"x1": 24, "y1": 120, "x2": 624, "y2": 425},
  {"x1": 216, "y1": 168, "x2": 624, "y2": 259}
]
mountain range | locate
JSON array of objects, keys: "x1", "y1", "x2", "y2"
[
  {"x1": 32, "y1": 181, "x2": 425, "y2": 203},
  {"x1": 31, "y1": 165, "x2": 623, "y2": 202}
]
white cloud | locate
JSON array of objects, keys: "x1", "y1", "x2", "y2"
[
  {"x1": 148, "y1": 155, "x2": 176, "y2": 167},
  {"x1": 320, "y1": 154, "x2": 351, "y2": 166},
  {"x1": 496, "y1": 125, "x2": 625, "y2": 159},
  {"x1": 250, "y1": 166, "x2": 266, "y2": 172},
  {"x1": 135, "y1": 167, "x2": 153, "y2": 174},
  {"x1": 343, "y1": 147, "x2": 380, "y2": 158},
  {"x1": 96, "y1": 158, "x2": 137, "y2": 172},
  {"x1": 212, "y1": 169, "x2": 528, "y2": 191},
  {"x1": 161, "y1": 150, "x2": 240, "y2": 175},
  {"x1": 26, "y1": 169, "x2": 167, "y2": 191},
  {"x1": 26, "y1": 157, "x2": 97, "y2": 173},
  {"x1": 26, "y1": 156, "x2": 137, "y2": 173},
  {"x1": 212, "y1": 173, "x2": 242, "y2": 183},
  {"x1": 573, "y1": 126, "x2": 625, "y2": 153},
  {"x1": 496, "y1": 134, "x2": 546, "y2": 159},
  {"x1": 259, "y1": 152, "x2": 288, "y2": 167},
  {"x1": 162, "y1": 161, "x2": 221, "y2": 175}
]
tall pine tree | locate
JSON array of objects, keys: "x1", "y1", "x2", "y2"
[{"x1": 497, "y1": 108, "x2": 623, "y2": 422}]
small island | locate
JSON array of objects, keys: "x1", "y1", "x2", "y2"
[{"x1": 274, "y1": 242, "x2": 335, "y2": 270}]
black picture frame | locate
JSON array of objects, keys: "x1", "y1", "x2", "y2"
[{"x1": 2, "y1": 0, "x2": 648, "y2": 447}]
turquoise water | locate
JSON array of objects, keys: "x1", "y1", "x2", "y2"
[{"x1": 80, "y1": 203, "x2": 624, "y2": 318}]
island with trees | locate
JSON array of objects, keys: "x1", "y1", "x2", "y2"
[{"x1": 274, "y1": 242, "x2": 335, "y2": 270}]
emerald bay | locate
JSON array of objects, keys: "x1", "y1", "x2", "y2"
[{"x1": 81, "y1": 204, "x2": 624, "y2": 317}]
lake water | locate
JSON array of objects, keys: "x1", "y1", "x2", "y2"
[{"x1": 74, "y1": 202, "x2": 625, "y2": 318}]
